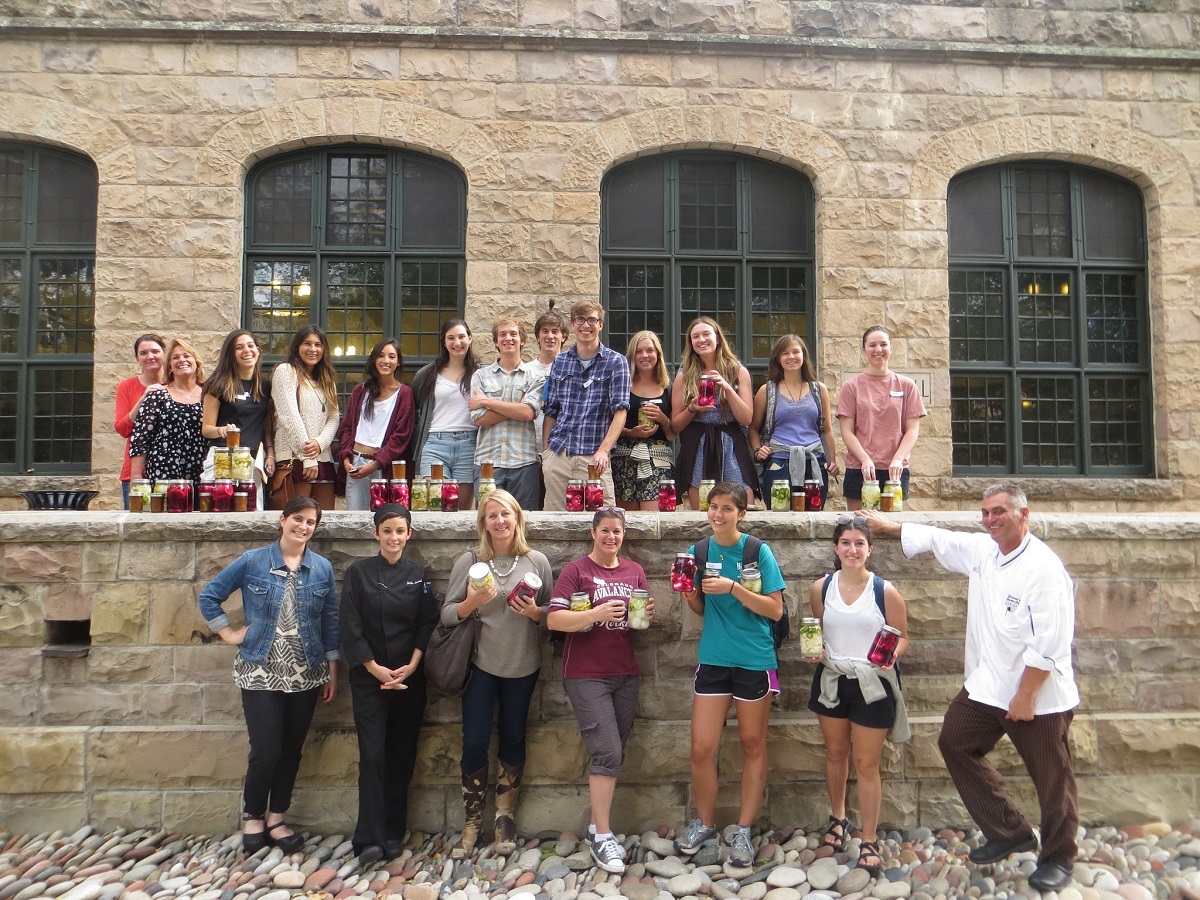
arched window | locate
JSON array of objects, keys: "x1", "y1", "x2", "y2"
[
  {"x1": 243, "y1": 146, "x2": 466, "y2": 386},
  {"x1": 601, "y1": 153, "x2": 815, "y2": 373},
  {"x1": 948, "y1": 163, "x2": 1151, "y2": 476},
  {"x1": 0, "y1": 143, "x2": 97, "y2": 473}
]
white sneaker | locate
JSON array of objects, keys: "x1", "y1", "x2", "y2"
[{"x1": 675, "y1": 817, "x2": 718, "y2": 854}]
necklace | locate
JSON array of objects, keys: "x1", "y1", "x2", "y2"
[{"x1": 488, "y1": 554, "x2": 521, "y2": 579}]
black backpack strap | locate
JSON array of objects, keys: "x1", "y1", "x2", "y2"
[
  {"x1": 873, "y1": 574, "x2": 886, "y2": 618},
  {"x1": 692, "y1": 539, "x2": 708, "y2": 604},
  {"x1": 822, "y1": 572, "x2": 833, "y2": 604},
  {"x1": 742, "y1": 534, "x2": 762, "y2": 568}
]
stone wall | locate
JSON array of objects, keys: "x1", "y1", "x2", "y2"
[
  {"x1": 1, "y1": 2, "x2": 1199, "y2": 511},
  {"x1": 1, "y1": 510, "x2": 1198, "y2": 835}
]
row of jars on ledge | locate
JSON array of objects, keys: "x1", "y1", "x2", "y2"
[{"x1": 128, "y1": 478, "x2": 256, "y2": 513}]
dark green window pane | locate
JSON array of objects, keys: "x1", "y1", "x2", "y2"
[
  {"x1": 398, "y1": 261, "x2": 461, "y2": 361},
  {"x1": 0, "y1": 150, "x2": 25, "y2": 244},
  {"x1": 749, "y1": 164, "x2": 808, "y2": 253},
  {"x1": 750, "y1": 266, "x2": 807, "y2": 360},
  {"x1": 31, "y1": 366, "x2": 92, "y2": 466},
  {"x1": 1020, "y1": 377, "x2": 1077, "y2": 468},
  {"x1": 951, "y1": 375, "x2": 1008, "y2": 469},
  {"x1": 1081, "y1": 170, "x2": 1142, "y2": 261},
  {"x1": 325, "y1": 260, "x2": 386, "y2": 359},
  {"x1": 401, "y1": 157, "x2": 462, "y2": 249},
  {"x1": 252, "y1": 157, "x2": 313, "y2": 245},
  {"x1": 605, "y1": 263, "x2": 666, "y2": 359},
  {"x1": 0, "y1": 367, "x2": 16, "y2": 465},
  {"x1": 248, "y1": 259, "x2": 313, "y2": 356},
  {"x1": 949, "y1": 268, "x2": 1005, "y2": 363},
  {"x1": 326, "y1": 154, "x2": 387, "y2": 246},
  {"x1": 1, "y1": 257, "x2": 21, "y2": 354},
  {"x1": 1085, "y1": 272, "x2": 1141, "y2": 364},
  {"x1": 679, "y1": 160, "x2": 737, "y2": 251},
  {"x1": 948, "y1": 168, "x2": 1003, "y2": 257},
  {"x1": 1015, "y1": 168, "x2": 1071, "y2": 257},
  {"x1": 605, "y1": 159, "x2": 665, "y2": 251},
  {"x1": 679, "y1": 264, "x2": 737, "y2": 340},
  {"x1": 1016, "y1": 272, "x2": 1073, "y2": 364},
  {"x1": 1088, "y1": 377, "x2": 1145, "y2": 468},
  {"x1": 36, "y1": 257, "x2": 94, "y2": 354},
  {"x1": 36, "y1": 154, "x2": 98, "y2": 245}
]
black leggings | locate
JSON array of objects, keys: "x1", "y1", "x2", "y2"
[{"x1": 240, "y1": 686, "x2": 321, "y2": 816}]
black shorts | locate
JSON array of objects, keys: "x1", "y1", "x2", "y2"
[
  {"x1": 843, "y1": 468, "x2": 910, "y2": 502},
  {"x1": 807, "y1": 665, "x2": 896, "y2": 730},
  {"x1": 694, "y1": 663, "x2": 780, "y2": 702}
]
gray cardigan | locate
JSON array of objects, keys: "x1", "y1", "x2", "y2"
[{"x1": 441, "y1": 548, "x2": 554, "y2": 679}]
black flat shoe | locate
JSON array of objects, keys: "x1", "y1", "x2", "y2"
[
  {"x1": 969, "y1": 834, "x2": 1038, "y2": 864},
  {"x1": 268, "y1": 821, "x2": 305, "y2": 854},
  {"x1": 1029, "y1": 861, "x2": 1073, "y2": 892},
  {"x1": 384, "y1": 840, "x2": 405, "y2": 859},
  {"x1": 242, "y1": 814, "x2": 268, "y2": 855},
  {"x1": 356, "y1": 844, "x2": 385, "y2": 866}
]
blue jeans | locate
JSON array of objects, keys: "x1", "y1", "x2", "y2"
[
  {"x1": 344, "y1": 451, "x2": 374, "y2": 511},
  {"x1": 420, "y1": 430, "x2": 479, "y2": 483},
  {"x1": 460, "y1": 665, "x2": 539, "y2": 773}
]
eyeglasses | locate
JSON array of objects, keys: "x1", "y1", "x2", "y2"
[
  {"x1": 836, "y1": 515, "x2": 869, "y2": 529},
  {"x1": 573, "y1": 316, "x2": 602, "y2": 327}
]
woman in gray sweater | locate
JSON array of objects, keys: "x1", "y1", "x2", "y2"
[{"x1": 441, "y1": 489, "x2": 553, "y2": 858}]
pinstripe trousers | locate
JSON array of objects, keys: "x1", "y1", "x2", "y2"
[{"x1": 938, "y1": 688, "x2": 1079, "y2": 867}]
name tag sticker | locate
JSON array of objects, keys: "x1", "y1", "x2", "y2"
[
  {"x1": 889, "y1": 390, "x2": 905, "y2": 397},
  {"x1": 584, "y1": 379, "x2": 594, "y2": 389}
]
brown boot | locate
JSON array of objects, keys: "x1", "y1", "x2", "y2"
[
  {"x1": 451, "y1": 766, "x2": 488, "y2": 859},
  {"x1": 493, "y1": 760, "x2": 523, "y2": 855}
]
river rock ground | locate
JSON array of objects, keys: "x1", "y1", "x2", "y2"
[{"x1": 2, "y1": 822, "x2": 1198, "y2": 900}]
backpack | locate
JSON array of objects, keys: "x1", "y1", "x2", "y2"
[
  {"x1": 820, "y1": 573, "x2": 900, "y2": 678},
  {"x1": 693, "y1": 535, "x2": 790, "y2": 649}
]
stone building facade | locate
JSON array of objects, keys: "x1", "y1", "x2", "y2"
[{"x1": 0, "y1": 1, "x2": 1198, "y2": 509}]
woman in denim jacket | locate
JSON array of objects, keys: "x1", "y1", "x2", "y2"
[{"x1": 199, "y1": 496, "x2": 340, "y2": 855}]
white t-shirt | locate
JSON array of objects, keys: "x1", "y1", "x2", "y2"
[
  {"x1": 354, "y1": 389, "x2": 399, "y2": 448},
  {"x1": 821, "y1": 571, "x2": 887, "y2": 664},
  {"x1": 428, "y1": 374, "x2": 475, "y2": 432}
]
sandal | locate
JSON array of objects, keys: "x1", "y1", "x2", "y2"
[
  {"x1": 858, "y1": 840, "x2": 883, "y2": 876},
  {"x1": 241, "y1": 814, "x2": 268, "y2": 854},
  {"x1": 820, "y1": 815, "x2": 851, "y2": 852}
]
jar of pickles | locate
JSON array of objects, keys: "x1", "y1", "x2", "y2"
[
  {"x1": 770, "y1": 480, "x2": 791, "y2": 511},
  {"x1": 212, "y1": 447, "x2": 233, "y2": 481},
  {"x1": 585, "y1": 465, "x2": 603, "y2": 511},
  {"x1": 410, "y1": 478, "x2": 429, "y2": 511},
  {"x1": 130, "y1": 479, "x2": 152, "y2": 505},
  {"x1": 508, "y1": 573, "x2": 543, "y2": 609},
  {"x1": 231, "y1": 447, "x2": 253, "y2": 482},
  {"x1": 569, "y1": 591, "x2": 593, "y2": 632},
  {"x1": 478, "y1": 477, "x2": 497, "y2": 500},
  {"x1": 741, "y1": 563, "x2": 762, "y2": 594},
  {"x1": 388, "y1": 479, "x2": 410, "y2": 507},
  {"x1": 799, "y1": 617, "x2": 823, "y2": 659},
  {"x1": 697, "y1": 374, "x2": 716, "y2": 407},
  {"x1": 859, "y1": 479, "x2": 881, "y2": 510},
  {"x1": 671, "y1": 552, "x2": 697, "y2": 593},
  {"x1": 657, "y1": 479, "x2": 677, "y2": 512},
  {"x1": 166, "y1": 480, "x2": 192, "y2": 513},
  {"x1": 369, "y1": 478, "x2": 389, "y2": 510},
  {"x1": 628, "y1": 590, "x2": 650, "y2": 630},
  {"x1": 867, "y1": 624, "x2": 902, "y2": 667},
  {"x1": 885, "y1": 479, "x2": 904, "y2": 512},
  {"x1": 236, "y1": 480, "x2": 257, "y2": 510},
  {"x1": 697, "y1": 479, "x2": 715, "y2": 510},
  {"x1": 441, "y1": 480, "x2": 460, "y2": 512},
  {"x1": 197, "y1": 481, "x2": 214, "y2": 512},
  {"x1": 212, "y1": 479, "x2": 234, "y2": 513},
  {"x1": 427, "y1": 475, "x2": 442, "y2": 511},
  {"x1": 804, "y1": 478, "x2": 824, "y2": 512},
  {"x1": 565, "y1": 479, "x2": 585, "y2": 512},
  {"x1": 468, "y1": 562, "x2": 494, "y2": 592}
]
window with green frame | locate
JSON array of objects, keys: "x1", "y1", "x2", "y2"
[
  {"x1": 243, "y1": 146, "x2": 466, "y2": 393},
  {"x1": 948, "y1": 163, "x2": 1151, "y2": 476},
  {"x1": 0, "y1": 144, "x2": 97, "y2": 474},
  {"x1": 601, "y1": 153, "x2": 815, "y2": 378}
]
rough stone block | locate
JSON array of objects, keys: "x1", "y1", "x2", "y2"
[
  {"x1": 86, "y1": 646, "x2": 172, "y2": 683},
  {"x1": 0, "y1": 728, "x2": 85, "y2": 792},
  {"x1": 90, "y1": 581, "x2": 150, "y2": 645},
  {"x1": 0, "y1": 648, "x2": 42, "y2": 683},
  {"x1": 148, "y1": 581, "x2": 208, "y2": 645},
  {"x1": 1077, "y1": 774, "x2": 1199, "y2": 827},
  {"x1": 0, "y1": 586, "x2": 42, "y2": 647},
  {"x1": 1095, "y1": 714, "x2": 1200, "y2": 774},
  {"x1": 89, "y1": 790, "x2": 163, "y2": 831},
  {"x1": 117, "y1": 540, "x2": 196, "y2": 581},
  {"x1": 0, "y1": 543, "x2": 82, "y2": 583},
  {"x1": 90, "y1": 727, "x2": 246, "y2": 788},
  {"x1": 0, "y1": 794, "x2": 86, "y2": 833},
  {"x1": 295, "y1": 727, "x2": 357, "y2": 785},
  {"x1": 285, "y1": 786, "x2": 357, "y2": 833},
  {"x1": 163, "y1": 790, "x2": 240, "y2": 833},
  {"x1": 40, "y1": 582, "x2": 95, "y2": 622}
]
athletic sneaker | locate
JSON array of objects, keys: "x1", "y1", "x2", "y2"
[
  {"x1": 587, "y1": 832, "x2": 626, "y2": 874},
  {"x1": 675, "y1": 817, "x2": 718, "y2": 855},
  {"x1": 728, "y1": 827, "x2": 755, "y2": 867}
]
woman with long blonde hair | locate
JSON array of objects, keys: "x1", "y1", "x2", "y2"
[
  {"x1": 612, "y1": 330, "x2": 676, "y2": 511},
  {"x1": 129, "y1": 336, "x2": 208, "y2": 486},
  {"x1": 271, "y1": 325, "x2": 340, "y2": 506},
  {"x1": 669, "y1": 316, "x2": 758, "y2": 508}
]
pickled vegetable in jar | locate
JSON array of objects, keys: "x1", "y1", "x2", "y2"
[
  {"x1": 740, "y1": 563, "x2": 762, "y2": 595},
  {"x1": 860, "y1": 479, "x2": 881, "y2": 510},
  {"x1": 770, "y1": 481, "x2": 791, "y2": 511},
  {"x1": 799, "y1": 617, "x2": 823, "y2": 659}
]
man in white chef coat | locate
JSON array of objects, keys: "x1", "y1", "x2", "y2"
[{"x1": 864, "y1": 483, "x2": 1078, "y2": 892}]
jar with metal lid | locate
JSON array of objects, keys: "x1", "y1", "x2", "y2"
[
  {"x1": 628, "y1": 590, "x2": 650, "y2": 630},
  {"x1": 231, "y1": 447, "x2": 253, "y2": 482},
  {"x1": 697, "y1": 479, "x2": 715, "y2": 510},
  {"x1": 799, "y1": 617, "x2": 823, "y2": 659},
  {"x1": 212, "y1": 447, "x2": 233, "y2": 480},
  {"x1": 885, "y1": 479, "x2": 904, "y2": 512}
]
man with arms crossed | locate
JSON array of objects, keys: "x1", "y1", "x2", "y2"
[
  {"x1": 468, "y1": 318, "x2": 546, "y2": 511},
  {"x1": 864, "y1": 484, "x2": 1078, "y2": 893},
  {"x1": 541, "y1": 301, "x2": 630, "y2": 510}
]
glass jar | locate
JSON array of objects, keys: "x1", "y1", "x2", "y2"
[
  {"x1": 860, "y1": 479, "x2": 881, "y2": 510},
  {"x1": 657, "y1": 479, "x2": 677, "y2": 512},
  {"x1": 741, "y1": 563, "x2": 762, "y2": 594},
  {"x1": 880, "y1": 489, "x2": 894, "y2": 512},
  {"x1": 197, "y1": 481, "x2": 214, "y2": 512},
  {"x1": 480, "y1": 462, "x2": 494, "y2": 480},
  {"x1": 389, "y1": 479, "x2": 410, "y2": 506},
  {"x1": 427, "y1": 476, "x2": 442, "y2": 511},
  {"x1": 212, "y1": 479, "x2": 234, "y2": 513},
  {"x1": 770, "y1": 480, "x2": 791, "y2": 511},
  {"x1": 410, "y1": 478, "x2": 429, "y2": 511},
  {"x1": 149, "y1": 492, "x2": 165, "y2": 513},
  {"x1": 799, "y1": 617, "x2": 823, "y2": 659},
  {"x1": 508, "y1": 573, "x2": 543, "y2": 609},
  {"x1": 468, "y1": 562, "x2": 494, "y2": 592},
  {"x1": 804, "y1": 478, "x2": 824, "y2": 512},
  {"x1": 236, "y1": 480, "x2": 257, "y2": 510},
  {"x1": 129, "y1": 493, "x2": 145, "y2": 512},
  {"x1": 628, "y1": 590, "x2": 650, "y2": 630},
  {"x1": 212, "y1": 447, "x2": 233, "y2": 481},
  {"x1": 585, "y1": 479, "x2": 604, "y2": 512},
  {"x1": 130, "y1": 479, "x2": 152, "y2": 502},
  {"x1": 885, "y1": 480, "x2": 904, "y2": 512},
  {"x1": 478, "y1": 477, "x2": 497, "y2": 500},
  {"x1": 671, "y1": 552, "x2": 697, "y2": 593},
  {"x1": 697, "y1": 479, "x2": 715, "y2": 510},
  {"x1": 232, "y1": 491, "x2": 249, "y2": 513},
  {"x1": 867, "y1": 624, "x2": 902, "y2": 667},
  {"x1": 697, "y1": 374, "x2": 716, "y2": 407},
  {"x1": 392, "y1": 459, "x2": 407, "y2": 481},
  {"x1": 565, "y1": 479, "x2": 585, "y2": 512},
  {"x1": 231, "y1": 447, "x2": 254, "y2": 482},
  {"x1": 224, "y1": 424, "x2": 240, "y2": 448},
  {"x1": 441, "y1": 480, "x2": 460, "y2": 512},
  {"x1": 791, "y1": 489, "x2": 806, "y2": 512},
  {"x1": 166, "y1": 480, "x2": 192, "y2": 513},
  {"x1": 569, "y1": 591, "x2": 593, "y2": 632},
  {"x1": 369, "y1": 478, "x2": 389, "y2": 510}
]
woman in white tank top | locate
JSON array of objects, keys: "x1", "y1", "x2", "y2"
[{"x1": 806, "y1": 515, "x2": 909, "y2": 877}]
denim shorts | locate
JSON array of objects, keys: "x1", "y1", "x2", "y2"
[{"x1": 420, "y1": 430, "x2": 479, "y2": 482}]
